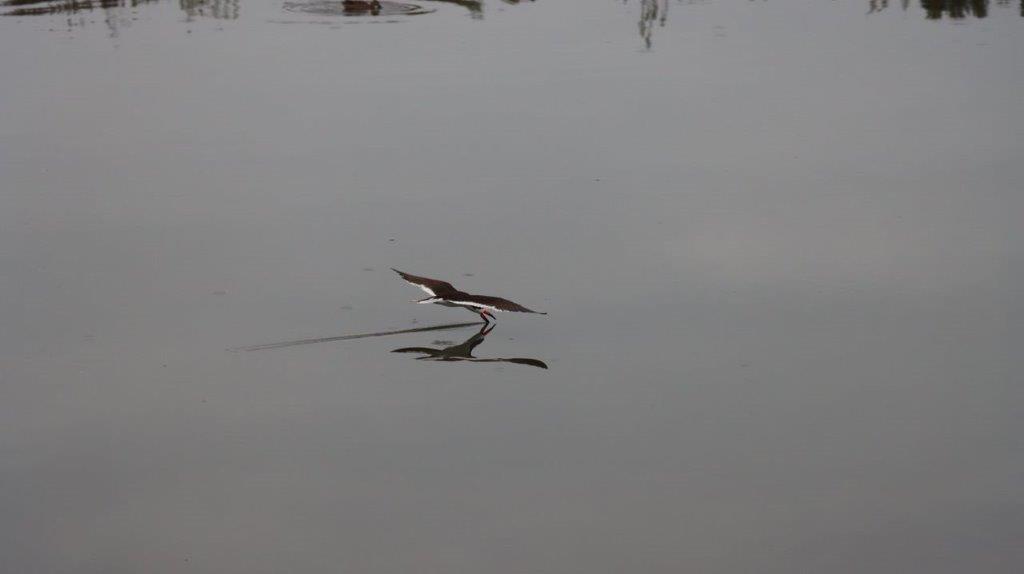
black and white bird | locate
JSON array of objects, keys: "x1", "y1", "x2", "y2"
[{"x1": 392, "y1": 268, "x2": 546, "y2": 323}]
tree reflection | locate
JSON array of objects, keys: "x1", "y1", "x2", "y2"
[
  {"x1": 180, "y1": 0, "x2": 238, "y2": 20},
  {"x1": 869, "y1": 0, "x2": 1021, "y2": 18},
  {"x1": 2, "y1": 0, "x2": 158, "y2": 17},
  {"x1": 2, "y1": 0, "x2": 237, "y2": 20},
  {"x1": 638, "y1": 0, "x2": 668, "y2": 50},
  {"x1": 923, "y1": 0, "x2": 988, "y2": 18},
  {"x1": 4, "y1": 0, "x2": 1021, "y2": 40},
  {"x1": 627, "y1": 0, "x2": 1022, "y2": 49},
  {"x1": 868, "y1": 0, "x2": 911, "y2": 14}
]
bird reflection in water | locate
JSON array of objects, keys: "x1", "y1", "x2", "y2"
[{"x1": 393, "y1": 323, "x2": 548, "y2": 369}]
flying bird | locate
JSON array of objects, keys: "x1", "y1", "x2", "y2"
[{"x1": 392, "y1": 268, "x2": 546, "y2": 323}]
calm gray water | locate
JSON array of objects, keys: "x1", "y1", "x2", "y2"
[{"x1": 1, "y1": 1, "x2": 1022, "y2": 572}]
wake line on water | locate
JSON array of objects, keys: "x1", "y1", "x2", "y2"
[{"x1": 230, "y1": 321, "x2": 484, "y2": 352}]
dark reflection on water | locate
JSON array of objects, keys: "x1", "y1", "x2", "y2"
[
  {"x1": 282, "y1": 0, "x2": 480, "y2": 19},
  {"x1": 631, "y1": 0, "x2": 1021, "y2": 48},
  {"x1": 4, "y1": 0, "x2": 1020, "y2": 36},
  {"x1": 869, "y1": 0, "x2": 910, "y2": 13},
  {"x1": 283, "y1": 0, "x2": 433, "y2": 17},
  {"x1": 1, "y1": 0, "x2": 158, "y2": 17},
  {"x1": 869, "y1": 0, "x2": 1022, "y2": 18},
  {"x1": 918, "y1": 0, "x2": 1010, "y2": 18},
  {"x1": 180, "y1": 0, "x2": 237, "y2": 20},
  {"x1": 1, "y1": 0, "x2": 237, "y2": 20},
  {"x1": 638, "y1": 0, "x2": 668, "y2": 50},
  {"x1": 393, "y1": 323, "x2": 549, "y2": 369}
]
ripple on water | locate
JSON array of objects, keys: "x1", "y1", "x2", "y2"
[{"x1": 283, "y1": 0, "x2": 434, "y2": 17}]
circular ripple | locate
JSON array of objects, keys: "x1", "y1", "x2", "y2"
[{"x1": 284, "y1": 0, "x2": 434, "y2": 17}]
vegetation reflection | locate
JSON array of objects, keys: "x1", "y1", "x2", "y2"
[
  {"x1": 633, "y1": 0, "x2": 1021, "y2": 49},
  {"x1": 5, "y1": 0, "x2": 1020, "y2": 27},
  {"x1": 869, "y1": 0, "x2": 1021, "y2": 18},
  {"x1": 180, "y1": 0, "x2": 237, "y2": 20},
  {"x1": 1, "y1": 0, "x2": 237, "y2": 19}
]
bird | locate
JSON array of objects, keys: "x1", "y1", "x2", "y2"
[{"x1": 392, "y1": 268, "x2": 546, "y2": 324}]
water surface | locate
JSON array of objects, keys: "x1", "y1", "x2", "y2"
[{"x1": 1, "y1": 1, "x2": 1022, "y2": 572}]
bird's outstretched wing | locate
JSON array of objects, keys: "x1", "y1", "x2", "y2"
[
  {"x1": 392, "y1": 268, "x2": 458, "y2": 297},
  {"x1": 460, "y1": 295, "x2": 546, "y2": 314}
]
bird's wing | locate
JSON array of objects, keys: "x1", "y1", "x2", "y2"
[
  {"x1": 391, "y1": 268, "x2": 457, "y2": 297},
  {"x1": 455, "y1": 295, "x2": 545, "y2": 314}
]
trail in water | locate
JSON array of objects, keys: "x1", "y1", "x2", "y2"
[{"x1": 232, "y1": 321, "x2": 483, "y2": 352}]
